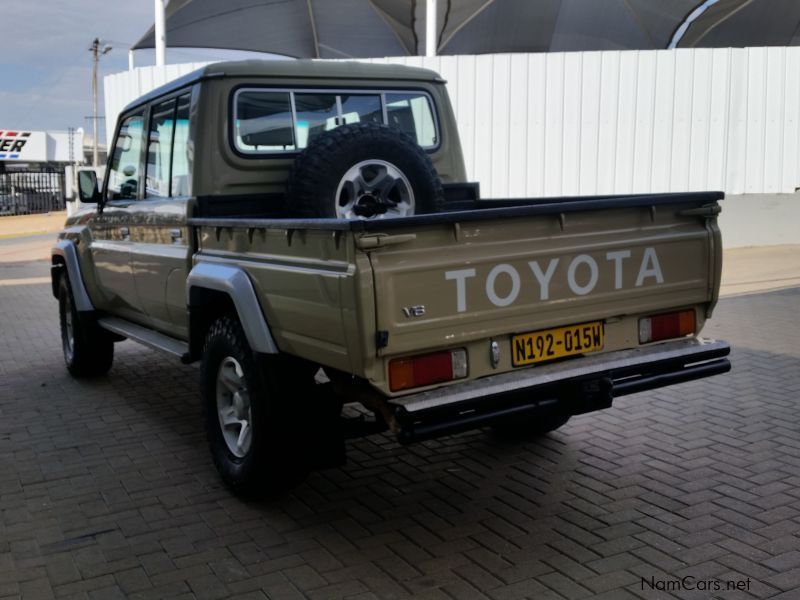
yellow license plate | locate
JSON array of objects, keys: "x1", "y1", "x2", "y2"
[{"x1": 512, "y1": 321, "x2": 604, "y2": 367}]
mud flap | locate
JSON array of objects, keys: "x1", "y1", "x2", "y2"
[{"x1": 299, "y1": 383, "x2": 347, "y2": 471}]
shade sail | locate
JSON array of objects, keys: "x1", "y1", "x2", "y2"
[
  {"x1": 676, "y1": 0, "x2": 800, "y2": 48},
  {"x1": 132, "y1": 0, "x2": 800, "y2": 57},
  {"x1": 133, "y1": 0, "x2": 413, "y2": 58}
]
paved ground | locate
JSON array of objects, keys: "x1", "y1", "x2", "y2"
[
  {"x1": 0, "y1": 213, "x2": 66, "y2": 239},
  {"x1": 1, "y1": 254, "x2": 799, "y2": 599},
  {"x1": 0, "y1": 235, "x2": 56, "y2": 264}
]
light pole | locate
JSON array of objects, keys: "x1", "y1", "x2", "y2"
[
  {"x1": 155, "y1": 0, "x2": 167, "y2": 67},
  {"x1": 426, "y1": 0, "x2": 438, "y2": 57},
  {"x1": 89, "y1": 38, "x2": 112, "y2": 167}
]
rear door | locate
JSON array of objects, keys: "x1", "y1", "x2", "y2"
[
  {"x1": 130, "y1": 92, "x2": 194, "y2": 339},
  {"x1": 366, "y1": 200, "x2": 716, "y2": 357}
]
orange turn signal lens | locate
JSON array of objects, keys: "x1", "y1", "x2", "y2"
[
  {"x1": 389, "y1": 349, "x2": 468, "y2": 392},
  {"x1": 639, "y1": 309, "x2": 696, "y2": 344}
]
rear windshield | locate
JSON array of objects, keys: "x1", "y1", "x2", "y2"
[{"x1": 233, "y1": 88, "x2": 438, "y2": 154}]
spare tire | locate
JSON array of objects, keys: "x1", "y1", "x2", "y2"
[{"x1": 285, "y1": 122, "x2": 444, "y2": 219}]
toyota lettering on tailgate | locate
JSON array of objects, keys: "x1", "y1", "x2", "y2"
[{"x1": 444, "y1": 247, "x2": 664, "y2": 312}]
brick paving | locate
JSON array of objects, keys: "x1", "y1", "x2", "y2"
[{"x1": 1, "y1": 258, "x2": 799, "y2": 599}]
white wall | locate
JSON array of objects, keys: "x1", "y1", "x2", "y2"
[
  {"x1": 105, "y1": 48, "x2": 800, "y2": 200},
  {"x1": 368, "y1": 48, "x2": 800, "y2": 198},
  {"x1": 718, "y1": 194, "x2": 800, "y2": 248},
  {"x1": 46, "y1": 130, "x2": 84, "y2": 163}
]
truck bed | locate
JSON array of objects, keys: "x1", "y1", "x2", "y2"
[{"x1": 189, "y1": 191, "x2": 724, "y2": 399}]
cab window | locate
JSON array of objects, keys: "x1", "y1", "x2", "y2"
[
  {"x1": 385, "y1": 93, "x2": 437, "y2": 148},
  {"x1": 106, "y1": 113, "x2": 144, "y2": 200},
  {"x1": 235, "y1": 91, "x2": 296, "y2": 152},
  {"x1": 293, "y1": 93, "x2": 338, "y2": 148},
  {"x1": 233, "y1": 89, "x2": 439, "y2": 154},
  {"x1": 340, "y1": 94, "x2": 383, "y2": 125}
]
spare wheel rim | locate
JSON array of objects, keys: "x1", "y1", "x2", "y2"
[{"x1": 335, "y1": 160, "x2": 415, "y2": 219}]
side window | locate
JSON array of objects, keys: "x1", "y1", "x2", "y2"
[
  {"x1": 145, "y1": 99, "x2": 176, "y2": 198},
  {"x1": 385, "y1": 93, "x2": 437, "y2": 148},
  {"x1": 294, "y1": 93, "x2": 338, "y2": 148},
  {"x1": 106, "y1": 113, "x2": 144, "y2": 201},
  {"x1": 171, "y1": 94, "x2": 192, "y2": 197},
  {"x1": 235, "y1": 91, "x2": 295, "y2": 152}
]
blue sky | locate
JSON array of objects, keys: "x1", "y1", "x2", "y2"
[{"x1": 0, "y1": 1, "x2": 272, "y2": 141}]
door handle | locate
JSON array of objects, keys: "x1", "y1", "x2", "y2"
[
  {"x1": 119, "y1": 226, "x2": 130, "y2": 238},
  {"x1": 170, "y1": 228, "x2": 183, "y2": 241}
]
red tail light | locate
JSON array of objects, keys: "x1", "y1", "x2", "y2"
[
  {"x1": 639, "y1": 310, "x2": 696, "y2": 344},
  {"x1": 389, "y1": 349, "x2": 468, "y2": 392}
]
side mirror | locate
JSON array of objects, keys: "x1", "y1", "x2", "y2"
[{"x1": 78, "y1": 171, "x2": 100, "y2": 203}]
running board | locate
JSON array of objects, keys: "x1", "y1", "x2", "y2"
[{"x1": 98, "y1": 317, "x2": 189, "y2": 359}]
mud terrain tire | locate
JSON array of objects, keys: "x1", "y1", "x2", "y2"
[
  {"x1": 58, "y1": 274, "x2": 114, "y2": 377},
  {"x1": 285, "y1": 123, "x2": 444, "y2": 219}
]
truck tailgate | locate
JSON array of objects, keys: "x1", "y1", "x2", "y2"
[{"x1": 366, "y1": 199, "x2": 719, "y2": 357}]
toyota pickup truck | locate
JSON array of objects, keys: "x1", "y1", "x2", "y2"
[{"x1": 55, "y1": 60, "x2": 730, "y2": 493}]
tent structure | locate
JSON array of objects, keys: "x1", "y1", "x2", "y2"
[{"x1": 132, "y1": 0, "x2": 800, "y2": 59}]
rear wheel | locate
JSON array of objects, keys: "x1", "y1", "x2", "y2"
[
  {"x1": 201, "y1": 315, "x2": 306, "y2": 495},
  {"x1": 58, "y1": 274, "x2": 113, "y2": 377}
]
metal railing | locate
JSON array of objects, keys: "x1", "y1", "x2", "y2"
[{"x1": 0, "y1": 168, "x2": 66, "y2": 216}]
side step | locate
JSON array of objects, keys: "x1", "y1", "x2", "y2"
[{"x1": 98, "y1": 316, "x2": 189, "y2": 359}]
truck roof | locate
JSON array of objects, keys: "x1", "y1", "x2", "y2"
[{"x1": 122, "y1": 59, "x2": 444, "y2": 113}]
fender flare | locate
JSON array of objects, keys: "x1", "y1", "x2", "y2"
[
  {"x1": 186, "y1": 262, "x2": 278, "y2": 354},
  {"x1": 51, "y1": 240, "x2": 94, "y2": 312}
]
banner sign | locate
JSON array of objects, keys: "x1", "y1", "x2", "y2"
[{"x1": 0, "y1": 131, "x2": 49, "y2": 161}]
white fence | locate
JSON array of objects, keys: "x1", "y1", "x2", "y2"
[
  {"x1": 105, "y1": 47, "x2": 800, "y2": 198},
  {"x1": 371, "y1": 48, "x2": 800, "y2": 198}
]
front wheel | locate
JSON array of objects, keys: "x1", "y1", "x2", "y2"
[
  {"x1": 58, "y1": 273, "x2": 113, "y2": 377},
  {"x1": 201, "y1": 315, "x2": 305, "y2": 495}
]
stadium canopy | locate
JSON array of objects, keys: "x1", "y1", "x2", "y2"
[{"x1": 132, "y1": 0, "x2": 800, "y2": 58}]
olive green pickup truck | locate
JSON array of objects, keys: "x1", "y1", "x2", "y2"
[{"x1": 54, "y1": 60, "x2": 730, "y2": 493}]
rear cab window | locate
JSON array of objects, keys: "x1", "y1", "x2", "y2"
[{"x1": 233, "y1": 88, "x2": 438, "y2": 155}]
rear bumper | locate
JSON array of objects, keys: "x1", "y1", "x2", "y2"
[{"x1": 390, "y1": 337, "x2": 731, "y2": 443}]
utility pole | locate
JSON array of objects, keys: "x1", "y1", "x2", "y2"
[{"x1": 89, "y1": 38, "x2": 112, "y2": 167}]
